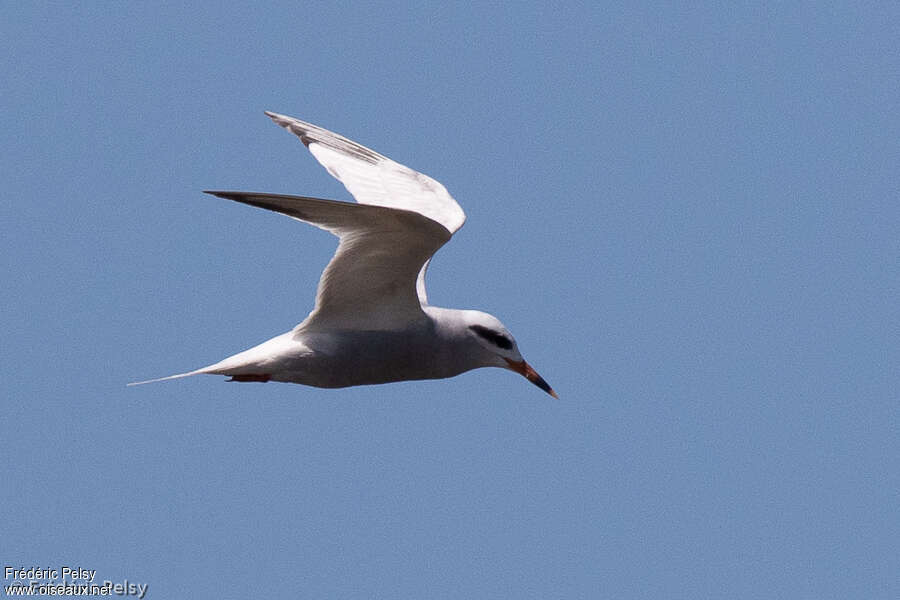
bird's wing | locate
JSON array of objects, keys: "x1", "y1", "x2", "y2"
[
  {"x1": 205, "y1": 192, "x2": 451, "y2": 331},
  {"x1": 264, "y1": 111, "x2": 466, "y2": 304}
]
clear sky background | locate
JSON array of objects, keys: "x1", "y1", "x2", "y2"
[{"x1": 3, "y1": 3, "x2": 898, "y2": 598}]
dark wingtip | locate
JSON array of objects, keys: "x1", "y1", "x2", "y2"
[{"x1": 203, "y1": 190, "x2": 233, "y2": 199}]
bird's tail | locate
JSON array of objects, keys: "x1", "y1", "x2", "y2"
[
  {"x1": 127, "y1": 367, "x2": 214, "y2": 386},
  {"x1": 128, "y1": 337, "x2": 284, "y2": 387}
]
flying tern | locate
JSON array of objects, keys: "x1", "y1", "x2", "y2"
[{"x1": 130, "y1": 112, "x2": 557, "y2": 398}]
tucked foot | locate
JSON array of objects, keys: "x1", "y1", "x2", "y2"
[{"x1": 228, "y1": 374, "x2": 271, "y2": 382}]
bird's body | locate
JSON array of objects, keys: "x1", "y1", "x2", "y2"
[
  {"x1": 130, "y1": 112, "x2": 556, "y2": 397},
  {"x1": 170, "y1": 307, "x2": 499, "y2": 388}
]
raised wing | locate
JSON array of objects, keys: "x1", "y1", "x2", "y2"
[
  {"x1": 265, "y1": 112, "x2": 466, "y2": 234},
  {"x1": 204, "y1": 192, "x2": 451, "y2": 331},
  {"x1": 265, "y1": 112, "x2": 465, "y2": 305}
]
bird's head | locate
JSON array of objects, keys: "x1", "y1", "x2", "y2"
[{"x1": 462, "y1": 311, "x2": 558, "y2": 399}]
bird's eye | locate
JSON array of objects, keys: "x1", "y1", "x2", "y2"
[{"x1": 469, "y1": 325, "x2": 513, "y2": 350}]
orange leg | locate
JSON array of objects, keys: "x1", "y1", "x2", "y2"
[{"x1": 228, "y1": 374, "x2": 271, "y2": 382}]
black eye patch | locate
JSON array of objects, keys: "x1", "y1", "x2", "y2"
[{"x1": 469, "y1": 325, "x2": 513, "y2": 350}]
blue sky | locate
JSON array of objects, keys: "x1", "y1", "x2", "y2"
[{"x1": 3, "y1": 3, "x2": 898, "y2": 598}]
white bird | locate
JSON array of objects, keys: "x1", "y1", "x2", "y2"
[{"x1": 129, "y1": 112, "x2": 556, "y2": 398}]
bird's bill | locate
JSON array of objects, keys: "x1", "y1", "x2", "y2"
[{"x1": 504, "y1": 358, "x2": 558, "y2": 399}]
